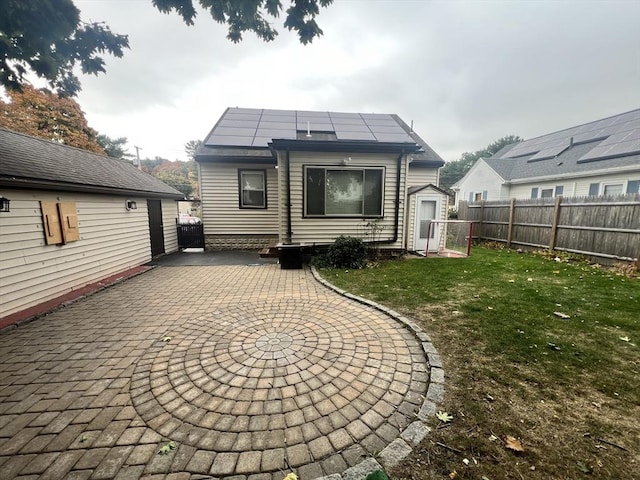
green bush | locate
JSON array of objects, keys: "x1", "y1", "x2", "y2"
[{"x1": 326, "y1": 235, "x2": 367, "y2": 269}]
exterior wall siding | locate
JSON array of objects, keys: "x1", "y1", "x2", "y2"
[
  {"x1": 199, "y1": 162, "x2": 279, "y2": 238},
  {"x1": 278, "y1": 151, "x2": 407, "y2": 248},
  {"x1": 455, "y1": 161, "x2": 507, "y2": 205},
  {"x1": 0, "y1": 189, "x2": 154, "y2": 319},
  {"x1": 407, "y1": 166, "x2": 438, "y2": 187},
  {"x1": 509, "y1": 171, "x2": 640, "y2": 198},
  {"x1": 162, "y1": 198, "x2": 179, "y2": 254}
]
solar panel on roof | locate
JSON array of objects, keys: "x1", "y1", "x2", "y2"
[
  {"x1": 368, "y1": 125, "x2": 406, "y2": 134},
  {"x1": 255, "y1": 129, "x2": 296, "y2": 138},
  {"x1": 219, "y1": 119, "x2": 259, "y2": 128},
  {"x1": 334, "y1": 125, "x2": 371, "y2": 133},
  {"x1": 329, "y1": 112, "x2": 361, "y2": 119},
  {"x1": 206, "y1": 135, "x2": 254, "y2": 146},
  {"x1": 229, "y1": 107, "x2": 262, "y2": 114},
  {"x1": 213, "y1": 127, "x2": 256, "y2": 136},
  {"x1": 335, "y1": 131, "x2": 376, "y2": 141},
  {"x1": 258, "y1": 121, "x2": 296, "y2": 130},
  {"x1": 330, "y1": 117, "x2": 367, "y2": 125},
  {"x1": 527, "y1": 145, "x2": 568, "y2": 161},
  {"x1": 372, "y1": 133, "x2": 413, "y2": 142},
  {"x1": 225, "y1": 113, "x2": 262, "y2": 121}
]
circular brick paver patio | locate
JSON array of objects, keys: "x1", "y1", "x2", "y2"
[{"x1": 0, "y1": 264, "x2": 435, "y2": 479}]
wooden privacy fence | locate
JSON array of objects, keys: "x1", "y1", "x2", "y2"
[{"x1": 458, "y1": 193, "x2": 640, "y2": 264}]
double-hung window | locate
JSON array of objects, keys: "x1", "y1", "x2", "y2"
[
  {"x1": 239, "y1": 169, "x2": 267, "y2": 208},
  {"x1": 304, "y1": 166, "x2": 384, "y2": 217}
]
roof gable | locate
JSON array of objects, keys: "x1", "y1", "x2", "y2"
[{"x1": 0, "y1": 128, "x2": 184, "y2": 198}]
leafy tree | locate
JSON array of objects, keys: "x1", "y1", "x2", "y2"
[
  {"x1": 440, "y1": 135, "x2": 522, "y2": 190},
  {"x1": 155, "y1": 171, "x2": 193, "y2": 198},
  {"x1": 97, "y1": 134, "x2": 131, "y2": 158},
  {"x1": 154, "y1": 0, "x2": 333, "y2": 44},
  {"x1": 184, "y1": 139, "x2": 202, "y2": 161},
  {"x1": 0, "y1": 0, "x2": 129, "y2": 97},
  {"x1": 0, "y1": 84, "x2": 105, "y2": 153},
  {"x1": 1, "y1": 0, "x2": 332, "y2": 96}
]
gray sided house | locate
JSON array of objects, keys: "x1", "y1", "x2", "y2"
[
  {"x1": 452, "y1": 108, "x2": 640, "y2": 207},
  {"x1": 196, "y1": 108, "x2": 447, "y2": 252},
  {"x1": 0, "y1": 128, "x2": 184, "y2": 324}
]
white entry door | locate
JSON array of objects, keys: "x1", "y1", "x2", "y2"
[{"x1": 414, "y1": 195, "x2": 440, "y2": 252}]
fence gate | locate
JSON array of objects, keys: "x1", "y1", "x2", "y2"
[{"x1": 177, "y1": 224, "x2": 205, "y2": 249}]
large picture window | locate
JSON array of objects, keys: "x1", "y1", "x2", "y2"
[
  {"x1": 238, "y1": 169, "x2": 267, "y2": 208},
  {"x1": 304, "y1": 166, "x2": 384, "y2": 217}
]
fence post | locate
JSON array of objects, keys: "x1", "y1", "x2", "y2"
[
  {"x1": 478, "y1": 200, "x2": 485, "y2": 240},
  {"x1": 549, "y1": 195, "x2": 563, "y2": 250},
  {"x1": 507, "y1": 198, "x2": 516, "y2": 248}
]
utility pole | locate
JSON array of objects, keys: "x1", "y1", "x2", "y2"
[{"x1": 134, "y1": 146, "x2": 142, "y2": 170}]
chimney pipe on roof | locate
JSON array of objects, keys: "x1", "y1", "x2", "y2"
[
  {"x1": 410, "y1": 120, "x2": 414, "y2": 134},
  {"x1": 569, "y1": 136, "x2": 574, "y2": 148}
]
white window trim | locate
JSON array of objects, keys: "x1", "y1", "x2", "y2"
[{"x1": 238, "y1": 169, "x2": 267, "y2": 209}]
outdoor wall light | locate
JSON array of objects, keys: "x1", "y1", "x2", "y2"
[
  {"x1": 126, "y1": 200, "x2": 138, "y2": 210},
  {"x1": 0, "y1": 196, "x2": 10, "y2": 212}
]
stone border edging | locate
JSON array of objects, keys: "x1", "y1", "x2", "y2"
[{"x1": 309, "y1": 266, "x2": 445, "y2": 478}]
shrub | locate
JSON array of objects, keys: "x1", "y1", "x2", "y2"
[{"x1": 326, "y1": 235, "x2": 367, "y2": 269}]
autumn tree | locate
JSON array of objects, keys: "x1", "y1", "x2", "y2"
[
  {"x1": 0, "y1": 84, "x2": 105, "y2": 153},
  {"x1": 1, "y1": 0, "x2": 332, "y2": 96},
  {"x1": 440, "y1": 135, "x2": 523, "y2": 189}
]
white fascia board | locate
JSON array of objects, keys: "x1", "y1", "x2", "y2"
[{"x1": 507, "y1": 164, "x2": 640, "y2": 185}]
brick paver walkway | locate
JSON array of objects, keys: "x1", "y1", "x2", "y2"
[{"x1": 0, "y1": 265, "x2": 434, "y2": 479}]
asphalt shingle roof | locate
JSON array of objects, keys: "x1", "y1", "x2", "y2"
[{"x1": 0, "y1": 128, "x2": 184, "y2": 198}]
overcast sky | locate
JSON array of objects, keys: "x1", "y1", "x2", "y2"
[{"x1": 73, "y1": 0, "x2": 640, "y2": 163}]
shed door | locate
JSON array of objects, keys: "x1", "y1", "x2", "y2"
[
  {"x1": 414, "y1": 195, "x2": 440, "y2": 252},
  {"x1": 147, "y1": 199, "x2": 165, "y2": 257}
]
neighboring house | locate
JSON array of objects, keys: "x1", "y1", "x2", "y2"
[
  {"x1": 195, "y1": 107, "x2": 447, "y2": 253},
  {"x1": 0, "y1": 127, "x2": 184, "y2": 323},
  {"x1": 451, "y1": 108, "x2": 640, "y2": 207}
]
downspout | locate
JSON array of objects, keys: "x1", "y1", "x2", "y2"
[
  {"x1": 285, "y1": 148, "x2": 293, "y2": 244},
  {"x1": 392, "y1": 150, "x2": 403, "y2": 243},
  {"x1": 371, "y1": 150, "x2": 403, "y2": 245}
]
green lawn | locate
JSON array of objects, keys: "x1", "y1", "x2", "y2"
[{"x1": 321, "y1": 247, "x2": 639, "y2": 479}]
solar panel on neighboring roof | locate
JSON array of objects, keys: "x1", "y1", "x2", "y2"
[{"x1": 500, "y1": 108, "x2": 640, "y2": 161}]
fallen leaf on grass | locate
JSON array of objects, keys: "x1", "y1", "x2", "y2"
[
  {"x1": 619, "y1": 336, "x2": 630, "y2": 342},
  {"x1": 553, "y1": 311, "x2": 571, "y2": 319},
  {"x1": 462, "y1": 458, "x2": 470, "y2": 465},
  {"x1": 577, "y1": 461, "x2": 592, "y2": 474},
  {"x1": 505, "y1": 435, "x2": 525, "y2": 452},
  {"x1": 547, "y1": 342, "x2": 561, "y2": 351},
  {"x1": 436, "y1": 411, "x2": 454, "y2": 423},
  {"x1": 488, "y1": 434, "x2": 498, "y2": 442},
  {"x1": 449, "y1": 471, "x2": 458, "y2": 479},
  {"x1": 158, "y1": 441, "x2": 176, "y2": 455}
]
